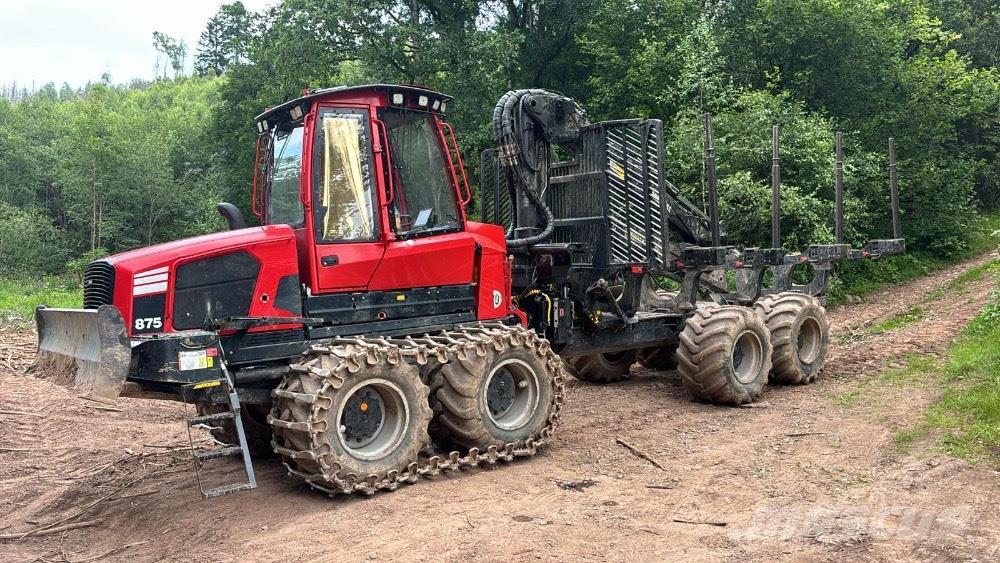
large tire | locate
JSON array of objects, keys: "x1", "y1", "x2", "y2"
[
  {"x1": 567, "y1": 351, "x2": 638, "y2": 383},
  {"x1": 677, "y1": 306, "x2": 772, "y2": 405},
  {"x1": 428, "y1": 330, "x2": 558, "y2": 450},
  {"x1": 195, "y1": 402, "x2": 273, "y2": 455},
  {"x1": 637, "y1": 346, "x2": 678, "y2": 371},
  {"x1": 269, "y1": 344, "x2": 433, "y2": 488},
  {"x1": 755, "y1": 292, "x2": 830, "y2": 384}
]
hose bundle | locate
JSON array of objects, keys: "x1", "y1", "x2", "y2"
[{"x1": 492, "y1": 89, "x2": 576, "y2": 249}]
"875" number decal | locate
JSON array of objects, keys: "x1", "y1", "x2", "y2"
[{"x1": 134, "y1": 317, "x2": 163, "y2": 331}]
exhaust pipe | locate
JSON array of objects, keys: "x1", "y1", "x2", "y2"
[{"x1": 32, "y1": 305, "x2": 131, "y2": 400}]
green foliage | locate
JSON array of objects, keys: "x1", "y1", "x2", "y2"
[
  {"x1": 0, "y1": 277, "x2": 82, "y2": 322},
  {"x1": 152, "y1": 32, "x2": 188, "y2": 79},
  {"x1": 0, "y1": 203, "x2": 71, "y2": 275},
  {"x1": 195, "y1": 2, "x2": 256, "y2": 77},
  {"x1": 827, "y1": 253, "x2": 941, "y2": 304},
  {"x1": 0, "y1": 0, "x2": 996, "y2": 279},
  {"x1": 827, "y1": 213, "x2": 999, "y2": 304},
  {"x1": 0, "y1": 77, "x2": 227, "y2": 269}
]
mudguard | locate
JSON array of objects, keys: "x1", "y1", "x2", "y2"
[{"x1": 33, "y1": 305, "x2": 131, "y2": 400}]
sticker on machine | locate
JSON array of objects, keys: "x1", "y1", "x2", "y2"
[
  {"x1": 178, "y1": 349, "x2": 214, "y2": 371},
  {"x1": 492, "y1": 290, "x2": 503, "y2": 309}
]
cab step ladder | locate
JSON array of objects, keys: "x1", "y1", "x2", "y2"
[{"x1": 183, "y1": 357, "x2": 257, "y2": 499}]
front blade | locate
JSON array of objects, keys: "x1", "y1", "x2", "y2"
[{"x1": 33, "y1": 305, "x2": 131, "y2": 399}]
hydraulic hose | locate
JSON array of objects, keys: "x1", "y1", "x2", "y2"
[{"x1": 493, "y1": 89, "x2": 558, "y2": 249}]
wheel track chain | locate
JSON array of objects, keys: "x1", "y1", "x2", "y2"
[{"x1": 268, "y1": 323, "x2": 565, "y2": 496}]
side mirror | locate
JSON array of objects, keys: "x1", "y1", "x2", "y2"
[{"x1": 217, "y1": 202, "x2": 247, "y2": 231}]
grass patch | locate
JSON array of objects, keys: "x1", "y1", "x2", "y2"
[
  {"x1": 833, "y1": 354, "x2": 936, "y2": 407},
  {"x1": 944, "y1": 258, "x2": 1000, "y2": 289},
  {"x1": 0, "y1": 276, "x2": 82, "y2": 322},
  {"x1": 894, "y1": 271, "x2": 1000, "y2": 467},
  {"x1": 864, "y1": 306, "x2": 924, "y2": 336}
]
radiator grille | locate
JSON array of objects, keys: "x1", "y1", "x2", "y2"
[{"x1": 83, "y1": 261, "x2": 116, "y2": 309}]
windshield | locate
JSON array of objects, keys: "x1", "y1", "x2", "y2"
[
  {"x1": 379, "y1": 109, "x2": 461, "y2": 237},
  {"x1": 265, "y1": 125, "x2": 305, "y2": 226}
]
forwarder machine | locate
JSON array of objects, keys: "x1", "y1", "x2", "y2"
[{"x1": 33, "y1": 85, "x2": 903, "y2": 498}]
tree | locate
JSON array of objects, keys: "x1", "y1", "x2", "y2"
[
  {"x1": 194, "y1": 2, "x2": 256, "y2": 76},
  {"x1": 153, "y1": 31, "x2": 188, "y2": 79}
]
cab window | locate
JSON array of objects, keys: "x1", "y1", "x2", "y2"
[
  {"x1": 266, "y1": 125, "x2": 304, "y2": 226},
  {"x1": 379, "y1": 109, "x2": 461, "y2": 237},
  {"x1": 314, "y1": 111, "x2": 377, "y2": 241}
]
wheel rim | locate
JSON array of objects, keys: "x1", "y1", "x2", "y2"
[
  {"x1": 732, "y1": 330, "x2": 763, "y2": 384},
  {"x1": 483, "y1": 359, "x2": 539, "y2": 431},
  {"x1": 335, "y1": 379, "x2": 409, "y2": 461},
  {"x1": 797, "y1": 317, "x2": 822, "y2": 364}
]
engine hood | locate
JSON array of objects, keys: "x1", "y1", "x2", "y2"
[
  {"x1": 92, "y1": 225, "x2": 301, "y2": 336},
  {"x1": 105, "y1": 225, "x2": 296, "y2": 273}
]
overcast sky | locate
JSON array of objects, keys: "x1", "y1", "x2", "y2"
[{"x1": 0, "y1": 0, "x2": 273, "y2": 89}]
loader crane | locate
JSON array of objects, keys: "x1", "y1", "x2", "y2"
[{"x1": 33, "y1": 84, "x2": 903, "y2": 498}]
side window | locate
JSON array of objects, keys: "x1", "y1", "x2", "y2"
[
  {"x1": 266, "y1": 126, "x2": 304, "y2": 226},
  {"x1": 315, "y1": 112, "x2": 377, "y2": 241}
]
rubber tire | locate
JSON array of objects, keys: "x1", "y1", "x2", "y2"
[
  {"x1": 195, "y1": 402, "x2": 273, "y2": 455},
  {"x1": 270, "y1": 349, "x2": 432, "y2": 481},
  {"x1": 755, "y1": 292, "x2": 830, "y2": 384},
  {"x1": 567, "y1": 351, "x2": 638, "y2": 383},
  {"x1": 428, "y1": 339, "x2": 556, "y2": 450},
  {"x1": 677, "y1": 306, "x2": 772, "y2": 405},
  {"x1": 637, "y1": 346, "x2": 678, "y2": 371}
]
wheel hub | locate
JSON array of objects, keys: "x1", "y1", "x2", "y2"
[
  {"x1": 796, "y1": 318, "x2": 822, "y2": 364},
  {"x1": 732, "y1": 343, "x2": 745, "y2": 370},
  {"x1": 483, "y1": 359, "x2": 540, "y2": 432},
  {"x1": 486, "y1": 367, "x2": 516, "y2": 418},
  {"x1": 342, "y1": 388, "x2": 385, "y2": 447},
  {"x1": 732, "y1": 330, "x2": 763, "y2": 384}
]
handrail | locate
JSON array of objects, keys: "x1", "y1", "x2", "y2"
[
  {"x1": 441, "y1": 121, "x2": 472, "y2": 206},
  {"x1": 251, "y1": 134, "x2": 264, "y2": 220},
  {"x1": 373, "y1": 118, "x2": 395, "y2": 207}
]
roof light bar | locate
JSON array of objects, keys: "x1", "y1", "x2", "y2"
[{"x1": 289, "y1": 105, "x2": 303, "y2": 121}]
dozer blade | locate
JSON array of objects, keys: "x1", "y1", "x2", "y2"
[{"x1": 33, "y1": 305, "x2": 131, "y2": 400}]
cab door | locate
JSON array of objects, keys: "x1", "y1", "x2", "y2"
[{"x1": 309, "y1": 108, "x2": 385, "y2": 293}]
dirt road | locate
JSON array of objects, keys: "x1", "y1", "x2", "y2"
[{"x1": 1, "y1": 252, "x2": 998, "y2": 562}]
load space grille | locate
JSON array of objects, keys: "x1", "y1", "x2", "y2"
[
  {"x1": 83, "y1": 261, "x2": 116, "y2": 309},
  {"x1": 480, "y1": 148, "x2": 513, "y2": 231},
  {"x1": 479, "y1": 120, "x2": 672, "y2": 269},
  {"x1": 605, "y1": 123, "x2": 665, "y2": 265},
  {"x1": 546, "y1": 119, "x2": 668, "y2": 269}
]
